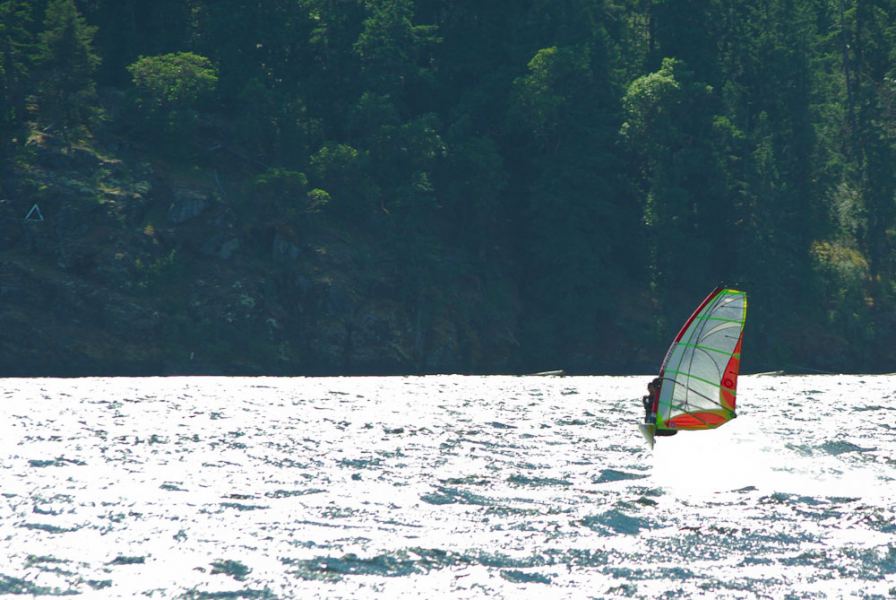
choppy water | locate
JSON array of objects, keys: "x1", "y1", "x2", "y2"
[{"x1": 0, "y1": 375, "x2": 893, "y2": 598}]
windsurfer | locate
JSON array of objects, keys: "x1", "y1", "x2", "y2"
[{"x1": 643, "y1": 377, "x2": 677, "y2": 437}]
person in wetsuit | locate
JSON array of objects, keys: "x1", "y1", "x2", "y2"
[{"x1": 643, "y1": 376, "x2": 678, "y2": 437}]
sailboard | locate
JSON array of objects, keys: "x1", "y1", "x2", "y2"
[{"x1": 639, "y1": 287, "x2": 747, "y2": 448}]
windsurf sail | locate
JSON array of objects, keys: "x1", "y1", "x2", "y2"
[{"x1": 654, "y1": 287, "x2": 747, "y2": 431}]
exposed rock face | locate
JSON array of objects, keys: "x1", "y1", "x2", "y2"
[
  {"x1": 0, "y1": 201, "x2": 23, "y2": 250},
  {"x1": 218, "y1": 238, "x2": 240, "y2": 259},
  {"x1": 168, "y1": 189, "x2": 209, "y2": 224},
  {"x1": 348, "y1": 301, "x2": 415, "y2": 373},
  {"x1": 423, "y1": 315, "x2": 463, "y2": 374},
  {"x1": 0, "y1": 135, "x2": 524, "y2": 376},
  {"x1": 272, "y1": 232, "x2": 301, "y2": 262},
  {"x1": 201, "y1": 236, "x2": 240, "y2": 260}
]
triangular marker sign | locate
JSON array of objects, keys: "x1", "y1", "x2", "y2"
[{"x1": 24, "y1": 204, "x2": 44, "y2": 222}]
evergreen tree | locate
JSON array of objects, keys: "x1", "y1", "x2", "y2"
[
  {"x1": 649, "y1": 0, "x2": 721, "y2": 82},
  {"x1": 354, "y1": 0, "x2": 439, "y2": 113},
  {"x1": 34, "y1": 0, "x2": 99, "y2": 137},
  {"x1": 842, "y1": 0, "x2": 896, "y2": 284},
  {"x1": 621, "y1": 58, "x2": 732, "y2": 325},
  {"x1": 299, "y1": 0, "x2": 367, "y2": 135},
  {"x1": 739, "y1": 0, "x2": 825, "y2": 364},
  {"x1": 509, "y1": 9, "x2": 632, "y2": 370},
  {"x1": 3, "y1": 0, "x2": 896, "y2": 372},
  {"x1": 0, "y1": 0, "x2": 34, "y2": 165}
]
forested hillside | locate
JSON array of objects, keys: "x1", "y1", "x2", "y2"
[{"x1": 1, "y1": 0, "x2": 894, "y2": 375}]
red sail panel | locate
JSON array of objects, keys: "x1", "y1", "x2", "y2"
[
  {"x1": 666, "y1": 412, "x2": 730, "y2": 429},
  {"x1": 720, "y1": 334, "x2": 743, "y2": 411}
]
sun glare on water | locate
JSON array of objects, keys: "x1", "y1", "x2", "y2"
[
  {"x1": 650, "y1": 378, "x2": 892, "y2": 504},
  {"x1": 0, "y1": 375, "x2": 891, "y2": 598}
]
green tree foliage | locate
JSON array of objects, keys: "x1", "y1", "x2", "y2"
[
  {"x1": 509, "y1": 30, "x2": 632, "y2": 370},
  {"x1": 8, "y1": 0, "x2": 896, "y2": 372},
  {"x1": 34, "y1": 0, "x2": 99, "y2": 136},
  {"x1": 193, "y1": 0, "x2": 322, "y2": 164},
  {"x1": 839, "y1": 0, "x2": 896, "y2": 284},
  {"x1": 622, "y1": 58, "x2": 732, "y2": 328},
  {"x1": 84, "y1": 0, "x2": 194, "y2": 86},
  {"x1": 126, "y1": 52, "x2": 217, "y2": 150},
  {"x1": 0, "y1": 1, "x2": 35, "y2": 168},
  {"x1": 354, "y1": 0, "x2": 439, "y2": 106},
  {"x1": 253, "y1": 168, "x2": 329, "y2": 221},
  {"x1": 310, "y1": 142, "x2": 379, "y2": 219},
  {"x1": 649, "y1": 0, "x2": 721, "y2": 82},
  {"x1": 127, "y1": 52, "x2": 217, "y2": 109},
  {"x1": 436, "y1": 127, "x2": 506, "y2": 260}
]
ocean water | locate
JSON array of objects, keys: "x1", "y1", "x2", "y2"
[{"x1": 0, "y1": 375, "x2": 893, "y2": 599}]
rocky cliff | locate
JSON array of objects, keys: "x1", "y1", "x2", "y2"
[{"x1": 0, "y1": 129, "x2": 529, "y2": 376}]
